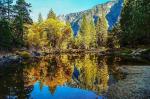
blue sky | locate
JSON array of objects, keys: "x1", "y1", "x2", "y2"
[{"x1": 22, "y1": 0, "x2": 111, "y2": 21}]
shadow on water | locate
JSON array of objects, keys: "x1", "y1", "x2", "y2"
[{"x1": 0, "y1": 53, "x2": 144, "y2": 99}]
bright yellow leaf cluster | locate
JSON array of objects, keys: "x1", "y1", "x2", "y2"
[{"x1": 26, "y1": 18, "x2": 73, "y2": 51}]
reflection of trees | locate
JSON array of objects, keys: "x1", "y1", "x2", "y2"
[
  {"x1": 0, "y1": 54, "x2": 126, "y2": 97},
  {"x1": 106, "y1": 56, "x2": 126, "y2": 80},
  {"x1": 0, "y1": 65, "x2": 33, "y2": 99},
  {"x1": 22, "y1": 54, "x2": 109, "y2": 95},
  {"x1": 70, "y1": 54, "x2": 109, "y2": 95},
  {"x1": 96, "y1": 56, "x2": 109, "y2": 93},
  {"x1": 24, "y1": 55, "x2": 73, "y2": 94},
  {"x1": 0, "y1": 54, "x2": 108, "y2": 96}
]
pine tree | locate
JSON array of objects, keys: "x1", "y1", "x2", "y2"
[
  {"x1": 120, "y1": 0, "x2": 150, "y2": 47},
  {"x1": 120, "y1": 0, "x2": 134, "y2": 47},
  {"x1": 89, "y1": 19, "x2": 97, "y2": 48},
  {"x1": 13, "y1": 0, "x2": 32, "y2": 46},
  {"x1": 0, "y1": 0, "x2": 13, "y2": 20},
  {"x1": 75, "y1": 33, "x2": 82, "y2": 49},
  {"x1": 79, "y1": 15, "x2": 91, "y2": 49},
  {"x1": 95, "y1": 9, "x2": 108, "y2": 48},
  {"x1": 0, "y1": 0, "x2": 14, "y2": 49},
  {"x1": 38, "y1": 13, "x2": 43, "y2": 23},
  {"x1": 108, "y1": 23, "x2": 121, "y2": 49},
  {"x1": 47, "y1": 8, "x2": 56, "y2": 19},
  {"x1": 0, "y1": 20, "x2": 13, "y2": 49}
]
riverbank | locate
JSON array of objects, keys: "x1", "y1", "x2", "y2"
[
  {"x1": 0, "y1": 48, "x2": 150, "y2": 65},
  {"x1": 107, "y1": 66, "x2": 150, "y2": 99},
  {"x1": 107, "y1": 48, "x2": 150, "y2": 61}
]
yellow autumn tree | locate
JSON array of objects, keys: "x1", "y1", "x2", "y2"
[
  {"x1": 79, "y1": 15, "x2": 92, "y2": 49},
  {"x1": 26, "y1": 23, "x2": 49, "y2": 51},
  {"x1": 26, "y1": 17, "x2": 73, "y2": 51}
]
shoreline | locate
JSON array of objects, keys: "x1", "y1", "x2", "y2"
[{"x1": 0, "y1": 48, "x2": 149, "y2": 62}]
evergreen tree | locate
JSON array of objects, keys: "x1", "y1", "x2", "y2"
[
  {"x1": 0, "y1": 0, "x2": 13, "y2": 20},
  {"x1": 120, "y1": 0, "x2": 150, "y2": 47},
  {"x1": 47, "y1": 8, "x2": 56, "y2": 19},
  {"x1": 108, "y1": 23, "x2": 121, "y2": 49},
  {"x1": 120, "y1": 0, "x2": 134, "y2": 47},
  {"x1": 38, "y1": 13, "x2": 43, "y2": 23},
  {"x1": 13, "y1": 0, "x2": 32, "y2": 46},
  {"x1": 79, "y1": 15, "x2": 91, "y2": 49},
  {"x1": 0, "y1": 0, "x2": 14, "y2": 49},
  {"x1": 89, "y1": 19, "x2": 97, "y2": 48},
  {"x1": 0, "y1": 20, "x2": 13, "y2": 49},
  {"x1": 74, "y1": 33, "x2": 82, "y2": 49},
  {"x1": 95, "y1": 10, "x2": 108, "y2": 48}
]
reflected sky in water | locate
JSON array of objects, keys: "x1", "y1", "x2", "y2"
[{"x1": 30, "y1": 82, "x2": 103, "y2": 99}]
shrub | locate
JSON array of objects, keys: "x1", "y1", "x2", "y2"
[{"x1": 19, "y1": 51, "x2": 31, "y2": 59}]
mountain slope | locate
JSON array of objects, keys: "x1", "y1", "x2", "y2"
[
  {"x1": 106, "y1": 0, "x2": 123, "y2": 29},
  {"x1": 58, "y1": 0, "x2": 123, "y2": 35}
]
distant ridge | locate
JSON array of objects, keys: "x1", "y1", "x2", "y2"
[{"x1": 58, "y1": 0, "x2": 123, "y2": 35}]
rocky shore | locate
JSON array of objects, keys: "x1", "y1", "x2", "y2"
[
  {"x1": 107, "y1": 66, "x2": 150, "y2": 99},
  {"x1": 0, "y1": 54, "x2": 21, "y2": 65},
  {"x1": 0, "y1": 51, "x2": 42, "y2": 66},
  {"x1": 0, "y1": 48, "x2": 149, "y2": 66}
]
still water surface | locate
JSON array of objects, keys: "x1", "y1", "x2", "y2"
[{"x1": 0, "y1": 54, "x2": 138, "y2": 99}]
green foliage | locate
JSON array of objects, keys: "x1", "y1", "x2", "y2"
[
  {"x1": 18, "y1": 51, "x2": 31, "y2": 59},
  {"x1": 120, "y1": 0, "x2": 150, "y2": 47},
  {"x1": 0, "y1": 0, "x2": 32, "y2": 50},
  {"x1": 120, "y1": 48, "x2": 132, "y2": 56},
  {"x1": 95, "y1": 12, "x2": 108, "y2": 48},
  {"x1": 75, "y1": 33, "x2": 83, "y2": 49},
  {"x1": 107, "y1": 23, "x2": 121, "y2": 49},
  {"x1": 47, "y1": 9, "x2": 57, "y2": 19},
  {"x1": 79, "y1": 15, "x2": 94, "y2": 49},
  {"x1": 0, "y1": 20, "x2": 13, "y2": 49},
  {"x1": 38, "y1": 13, "x2": 43, "y2": 23},
  {"x1": 89, "y1": 19, "x2": 97, "y2": 48},
  {"x1": 0, "y1": 0, "x2": 14, "y2": 50},
  {"x1": 13, "y1": 0, "x2": 33, "y2": 46}
]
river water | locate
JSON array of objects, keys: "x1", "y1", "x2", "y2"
[{"x1": 0, "y1": 54, "x2": 150, "y2": 99}]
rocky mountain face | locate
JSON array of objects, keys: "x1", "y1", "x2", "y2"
[
  {"x1": 106, "y1": 0, "x2": 123, "y2": 29},
  {"x1": 58, "y1": 0, "x2": 123, "y2": 35}
]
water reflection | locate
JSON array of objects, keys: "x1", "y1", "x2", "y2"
[
  {"x1": 0, "y1": 54, "x2": 122, "y2": 99},
  {"x1": 30, "y1": 82, "x2": 103, "y2": 99},
  {"x1": 0, "y1": 64, "x2": 33, "y2": 99}
]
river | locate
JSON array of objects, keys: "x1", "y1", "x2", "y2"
[{"x1": 0, "y1": 54, "x2": 150, "y2": 99}]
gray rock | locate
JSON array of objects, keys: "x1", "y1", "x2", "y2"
[
  {"x1": 131, "y1": 48, "x2": 147, "y2": 56},
  {"x1": 107, "y1": 66, "x2": 150, "y2": 99},
  {"x1": 0, "y1": 55, "x2": 21, "y2": 65}
]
